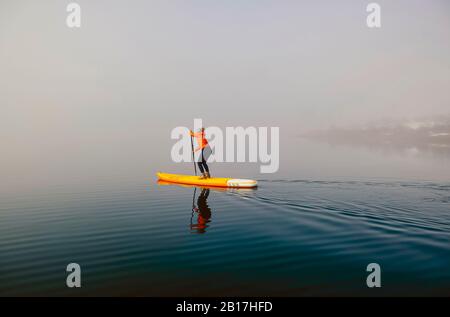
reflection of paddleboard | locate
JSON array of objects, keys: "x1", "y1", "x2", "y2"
[
  {"x1": 156, "y1": 172, "x2": 258, "y2": 188},
  {"x1": 157, "y1": 180, "x2": 257, "y2": 193}
]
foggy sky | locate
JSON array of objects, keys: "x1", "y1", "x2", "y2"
[{"x1": 1, "y1": 0, "x2": 450, "y2": 188}]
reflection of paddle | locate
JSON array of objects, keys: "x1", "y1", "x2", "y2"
[
  {"x1": 190, "y1": 132, "x2": 197, "y2": 176},
  {"x1": 191, "y1": 187, "x2": 197, "y2": 212},
  {"x1": 190, "y1": 187, "x2": 197, "y2": 230}
]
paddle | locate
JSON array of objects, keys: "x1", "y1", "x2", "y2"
[{"x1": 190, "y1": 131, "x2": 197, "y2": 176}]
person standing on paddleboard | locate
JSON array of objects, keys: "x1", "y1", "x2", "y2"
[{"x1": 190, "y1": 128, "x2": 212, "y2": 179}]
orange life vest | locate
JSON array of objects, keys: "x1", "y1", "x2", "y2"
[{"x1": 190, "y1": 131, "x2": 209, "y2": 152}]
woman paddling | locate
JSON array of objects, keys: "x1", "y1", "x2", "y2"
[{"x1": 190, "y1": 128, "x2": 212, "y2": 179}]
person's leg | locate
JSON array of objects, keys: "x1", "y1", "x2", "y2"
[
  {"x1": 202, "y1": 146, "x2": 211, "y2": 177},
  {"x1": 197, "y1": 149, "x2": 207, "y2": 178},
  {"x1": 202, "y1": 161, "x2": 209, "y2": 173},
  {"x1": 195, "y1": 148, "x2": 205, "y2": 176},
  {"x1": 197, "y1": 162, "x2": 204, "y2": 174}
]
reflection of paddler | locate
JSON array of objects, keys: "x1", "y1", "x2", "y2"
[{"x1": 191, "y1": 188, "x2": 211, "y2": 234}]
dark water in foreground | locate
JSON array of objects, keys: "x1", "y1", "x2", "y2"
[{"x1": 0, "y1": 178, "x2": 449, "y2": 296}]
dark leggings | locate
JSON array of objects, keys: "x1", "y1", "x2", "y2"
[{"x1": 197, "y1": 148, "x2": 210, "y2": 174}]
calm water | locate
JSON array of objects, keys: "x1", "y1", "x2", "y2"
[{"x1": 1, "y1": 177, "x2": 449, "y2": 296}]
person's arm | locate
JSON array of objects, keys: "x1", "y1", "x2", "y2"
[{"x1": 190, "y1": 130, "x2": 203, "y2": 137}]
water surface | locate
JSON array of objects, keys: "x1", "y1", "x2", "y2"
[{"x1": 1, "y1": 177, "x2": 449, "y2": 296}]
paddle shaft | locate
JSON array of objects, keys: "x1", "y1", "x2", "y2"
[{"x1": 190, "y1": 134, "x2": 197, "y2": 176}]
